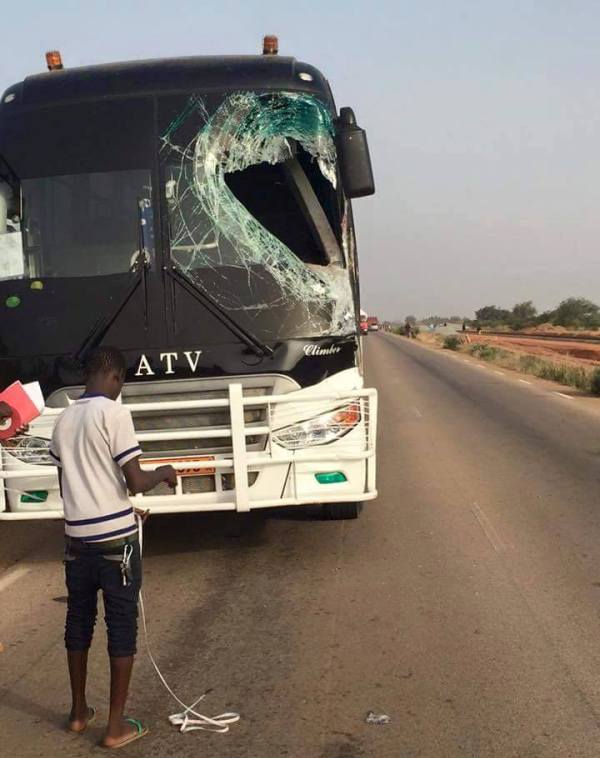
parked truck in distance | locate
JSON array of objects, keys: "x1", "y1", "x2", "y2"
[{"x1": 359, "y1": 310, "x2": 369, "y2": 335}]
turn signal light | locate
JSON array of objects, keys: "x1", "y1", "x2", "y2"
[
  {"x1": 45, "y1": 50, "x2": 63, "y2": 71},
  {"x1": 331, "y1": 403, "x2": 361, "y2": 428}
]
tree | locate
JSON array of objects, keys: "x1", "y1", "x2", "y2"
[
  {"x1": 510, "y1": 300, "x2": 537, "y2": 329},
  {"x1": 512, "y1": 301, "x2": 536, "y2": 321},
  {"x1": 535, "y1": 309, "x2": 556, "y2": 325},
  {"x1": 474, "y1": 305, "x2": 511, "y2": 325},
  {"x1": 405, "y1": 315, "x2": 417, "y2": 325},
  {"x1": 553, "y1": 297, "x2": 600, "y2": 329}
]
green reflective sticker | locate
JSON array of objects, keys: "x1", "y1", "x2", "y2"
[
  {"x1": 5, "y1": 295, "x2": 20, "y2": 308},
  {"x1": 20, "y1": 490, "x2": 49, "y2": 504},
  {"x1": 315, "y1": 472, "x2": 347, "y2": 485}
]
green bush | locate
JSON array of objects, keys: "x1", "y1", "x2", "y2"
[
  {"x1": 443, "y1": 335, "x2": 460, "y2": 350},
  {"x1": 591, "y1": 368, "x2": 600, "y2": 396},
  {"x1": 469, "y1": 343, "x2": 499, "y2": 361}
]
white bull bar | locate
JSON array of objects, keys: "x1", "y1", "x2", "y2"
[{"x1": 0, "y1": 383, "x2": 378, "y2": 520}]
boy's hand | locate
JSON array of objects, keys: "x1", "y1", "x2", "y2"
[
  {"x1": 0, "y1": 401, "x2": 13, "y2": 422},
  {"x1": 0, "y1": 402, "x2": 26, "y2": 438},
  {"x1": 134, "y1": 507, "x2": 150, "y2": 523},
  {"x1": 156, "y1": 465, "x2": 177, "y2": 489}
]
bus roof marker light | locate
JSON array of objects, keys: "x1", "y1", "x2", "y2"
[
  {"x1": 3, "y1": 93, "x2": 15, "y2": 104},
  {"x1": 298, "y1": 72, "x2": 314, "y2": 82},
  {"x1": 45, "y1": 50, "x2": 64, "y2": 71},
  {"x1": 263, "y1": 35, "x2": 278, "y2": 55}
]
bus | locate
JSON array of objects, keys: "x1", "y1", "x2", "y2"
[{"x1": 0, "y1": 39, "x2": 377, "y2": 522}]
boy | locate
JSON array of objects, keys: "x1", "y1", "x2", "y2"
[{"x1": 50, "y1": 346, "x2": 177, "y2": 749}]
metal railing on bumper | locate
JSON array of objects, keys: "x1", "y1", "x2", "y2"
[{"x1": 0, "y1": 383, "x2": 377, "y2": 519}]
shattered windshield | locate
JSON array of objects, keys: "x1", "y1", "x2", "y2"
[{"x1": 160, "y1": 91, "x2": 356, "y2": 340}]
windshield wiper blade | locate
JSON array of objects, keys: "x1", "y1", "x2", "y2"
[
  {"x1": 73, "y1": 269, "x2": 143, "y2": 365},
  {"x1": 167, "y1": 265, "x2": 274, "y2": 358},
  {"x1": 74, "y1": 199, "x2": 152, "y2": 366}
]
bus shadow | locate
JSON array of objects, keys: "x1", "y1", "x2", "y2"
[
  {"x1": 141, "y1": 511, "x2": 271, "y2": 557},
  {"x1": 1, "y1": 506, "x2": 324, "y2": 565}
]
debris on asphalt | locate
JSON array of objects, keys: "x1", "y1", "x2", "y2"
[
  {"x1": 0, "y1": 642, "x2": 4, "y2": 653},
  {"x1": 366, "y1": 711, "x2": 391, "y2": 725}
]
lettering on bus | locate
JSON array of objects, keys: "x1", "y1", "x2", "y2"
[
  {"x1": 303, "y1": 344, "x2": 342, "y2": 357},
  {"x1": 135, "y1": 350, "x2": 202, "y2": 377}
]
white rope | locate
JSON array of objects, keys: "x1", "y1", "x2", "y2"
[{"x1": 136, "y1": 515, "x2": 240, "y2": 734}]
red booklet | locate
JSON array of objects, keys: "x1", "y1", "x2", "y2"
[{"x1": 0, "y1": 381, "x2": 44, "y2": 440}]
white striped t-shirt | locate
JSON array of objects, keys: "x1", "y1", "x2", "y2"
[{"x1": 50, "y1": 394, "x2": 141, "y2": 541}]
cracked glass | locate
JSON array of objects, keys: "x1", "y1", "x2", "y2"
[{"x1": 160, "y1": 91, "x2": 356, "y2": 340}]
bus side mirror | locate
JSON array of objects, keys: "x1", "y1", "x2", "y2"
[{"x1": 335, "y1": 107, "x2": 375, "y2": 199}]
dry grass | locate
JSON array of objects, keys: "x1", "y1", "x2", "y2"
[
  {"x1": 416, "y1": 332, "x2": 445, "y2": 347},
  {"x1": 467, "y1": 342, "x2": 600, "y2": 394}
]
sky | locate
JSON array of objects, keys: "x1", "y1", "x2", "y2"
[{"x1": 2, "y1": 0, "x2": 600, "y2": 321}]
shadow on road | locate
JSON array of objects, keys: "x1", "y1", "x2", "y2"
[
  {"x1": 0, "y1": 687, "x2": 65, "y2": 732},
  {"x1": 1, "y1": 505, "x2": 327, "y2": 567}
]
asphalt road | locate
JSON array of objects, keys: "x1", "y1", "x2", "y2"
[{"x1": 3, "y1": 333, "x2": 600, "y2": 757}]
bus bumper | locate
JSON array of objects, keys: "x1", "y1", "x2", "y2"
[{"x1": 0, "y1": 383, "x2": 377, "y2": 520}]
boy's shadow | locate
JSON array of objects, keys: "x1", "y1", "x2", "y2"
[{"x1": 0, "y1": 688, "x2": 100, "y2": 748}]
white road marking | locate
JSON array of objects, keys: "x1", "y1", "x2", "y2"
[
  {"x1": 412, "y1": 407, "x2": 423, "y2": 418},
  {"x1": 519, "y1": 379, "x2": 532, "y2": 385},
  {"x1": 0, "y1": 566, "x2": 31, "y2": 594},
  {"x1": 471, "y1": 503, "x2": 505, "y2": 553},
  {"x1": 494, "y1": 370, "x2": 505, "y2": 376},
  {"x1": 554, "y1": 392, "x2": 574, "y2": 400}
]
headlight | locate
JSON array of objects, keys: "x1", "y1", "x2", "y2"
[
  {"x1": 272, "y1": 402, "x2": 361, "y2": 450},
  {"x1": 2, "y1": 436, "x2": 53, "y2": 466}
]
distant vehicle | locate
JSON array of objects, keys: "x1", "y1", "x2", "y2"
[
  {"x1": 367, "y1": 316, "x2": 379, "y2": 332},
  {"x1": 359, "y1": 309, "x2": 369, "y2": 335}
]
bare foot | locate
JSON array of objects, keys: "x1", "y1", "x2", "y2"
[{"x1": 68, "y1": 705, "x2": 95, "y2": 733}]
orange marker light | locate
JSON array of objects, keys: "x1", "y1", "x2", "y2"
[
  {"x1": 263, "y1": 35, "x2": 279, "y2": 55},
  {"x1": 45, "y1": 50, "x2": 63, "y2": 71},
  {"x1": 332, "y1": 402, "x2": 361, "y2": 429}
]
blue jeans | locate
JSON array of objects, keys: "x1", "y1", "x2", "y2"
[{"x1": 64, "y1": 540, "x2": 142, "y2": 658}]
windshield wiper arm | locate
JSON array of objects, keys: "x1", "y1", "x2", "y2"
[
  {"x1": 74, "y1": 199, "x2": 152, "y2": 366},
  {"x1": 73, "y1": 268, "x2": 143, "y2": 366},
  {"x1": 166, "y1": 265, "x2": 274, "y2": 358}
]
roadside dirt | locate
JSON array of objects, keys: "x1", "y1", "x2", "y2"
[{"x1": 464, "y1": 334, "x2": 600, "y2": 367}]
